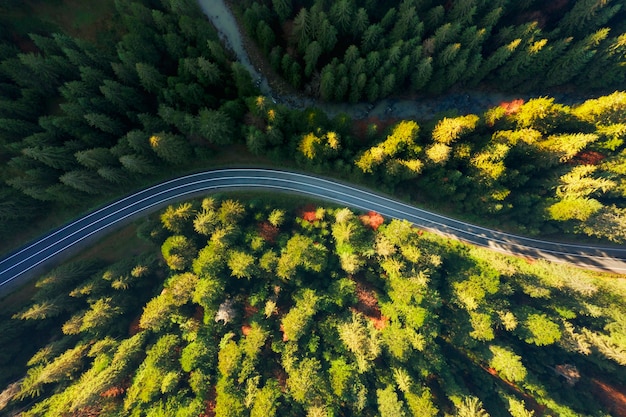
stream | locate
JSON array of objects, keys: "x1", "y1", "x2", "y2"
[{"x1": 197, "y1": 0, "x2": 597, "y2": 121}]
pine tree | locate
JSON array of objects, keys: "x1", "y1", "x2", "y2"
[
  {"x1": 424, "y1": 5, "x2": 445, "y2": 32},
  {"x1": 196, "y1": 109, "x2": 234, "y2": 145},
  {"x1": 304, "y1": 41, "x2": 322, "y2": 77},
  {"x1": 361, "y1": 24, "x2": 383, "y2": 53},
  {"x1": 0, "y1": 118, "x2": 40, "y2": 142},
  {"x1": 256, "y1": 21, "x2": 276, "y2": 55},
  {"x1": 488, "y1": 345, "x2": 527, "y2": 382},
  {"x1": 319, "y1": 64, "x2": 335, "y2": 101},
  {"x1": 196, "y1": 56, "x2": 222, "y2": 86},
  {"x1": 558, "y1": 0, "x2": 622, "y2": 37},
  {"x1": 272, "y1": 0, "x2": 292, "y2": 22},
  {"x1": 60, "y1": 170, "x2": 110, "y2": 194},
  {"x1": 22, "y1": 146, "x2": 75, "y2": 170},
  {"x1": 119, "y1": 154, "x2": 157, "y2": 174},
  {"x1": 231, "y1": 62, "x2": 257, "y2": 97},
  {"x1": 227, "y1": 250, "x2": 256, "y2": 279},
  {"x1": 97, "y1": 167, "x2": 129, "y2": 184},
  {"x1": 432, "y1": 115, "x2": 479, "y2": 144},
  {"x1": 546, "y1": 29, "x2": 608, "y2": 87},
  {"x1": 84, "y1": 113, "x2": 125, "y2": 136},
  {"x1": 377, "y1": 385, "x2": 407, "y2": 417},
  {"x1": 100, "y1": 79, "x2": 144, "y2": 112},
  {"x1": 456, "y1": 397, "x2": 489, "y2": 417},
  {"x1": 352, "y1": 7, "x2": 369, "y2": 38},
  {"x1": 149, "y1": 132, "x2": 192, "y2": 165},
  {"x1": 411, "y1": 57, "x2": 432, "y2": 91},
  {"x1": 316, "y1": 18, "x2": 338, "y2": 52},
  {"x1": 135, "y1": 62, "x2": 166, "y2": 93},
  {"x1": 74, "y1": 147, "x2": 117, "y2": 169},
  {"x1": 329, "y1": 0, "x2": 355, "y2": 35},
  {"x1": 448, "y1": 0, "x2": 477, "y2": 25},
  {"x1": 471, "y1": 39, "x2": 520, "y2": 85},
  {"x1": 292, "y1": 8, "x2": 312, "y2": 52}
]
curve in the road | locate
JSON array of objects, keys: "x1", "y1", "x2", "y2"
[{"x1": 1, "y1": 168, "x2": 625, "y2": 296}]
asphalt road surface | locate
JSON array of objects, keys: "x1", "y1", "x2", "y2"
[{"x1": 1, "y1": 168, "x2": 625, "y2": 297}]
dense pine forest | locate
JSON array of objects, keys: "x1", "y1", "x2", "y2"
[
  {"x1": 0, "y1": 0, "x2": 626, "y2": 415},
  {"x1": 0, "y1": 0, "x2": 255, "y2": 243},
  {"x1": 237, "y1": 0, "x2": 626, "y2": 100},
  {"x1": 0, "y1": 0, "x2": 625, "y2": 244},
  {"x1": 1, "y1": 197, "x2": 625, "y2": 416}
]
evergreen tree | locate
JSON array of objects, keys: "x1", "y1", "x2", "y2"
[
  {"x1": 195, "y1": 109, "x2": 234, "y2": 145},
  {"x1": 149, "y1": 131, "x2": 192, "y2": 165},
  {"x1": 60, "y1": 170, "x2": 109, "y2": 194}
]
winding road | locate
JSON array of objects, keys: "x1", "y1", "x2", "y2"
[{"x1": 1, "y1": 168, "x2": 625, "y2": 297}]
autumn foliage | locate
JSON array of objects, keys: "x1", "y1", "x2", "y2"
[
  {"x1": 499, "y1": 99, "x2": 525, "y2": 115},
  {"x1": 299, "y1": 204, "x2": 320, "y2": 222},
  {"x1": 258, "y1": 221, "x2": 279, "y2": 243},
  {"x1": 359, "y1": 211, "x2": 385, "y2": 230},
  {"x1": 570, "y1": 150, "x2": 606, "y2": 166}
]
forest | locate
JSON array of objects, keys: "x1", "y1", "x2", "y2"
[
  {"x1": 1, "y1": 196, "x2": 625, "y2": 416},
  {"x1": 0, "y1": 0, "x2": 625, "y2": 245},
  {"x1": 236, "y1": 0, "x2": 626, "y2": 100},
  {"x1": 0, "y1": 0, "x2": 625, "y2": 415}
]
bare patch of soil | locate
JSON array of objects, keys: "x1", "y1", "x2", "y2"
[
  {"x1": 352, "y1": 279, "x2": 389, "y2": 330},
  {"x1": 591, "y1": 378, "x2": 626, "y2": 417},
  {"x1": 481, "y1": 365, "x2": 547, "y2": 416}
]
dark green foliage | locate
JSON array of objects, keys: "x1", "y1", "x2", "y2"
[
  {"x1": 0, "y1": 0, "x2": 245, "y2": 229},
  {"x1": 240, "y1": 0, "x2": 626, "y2": 101}
]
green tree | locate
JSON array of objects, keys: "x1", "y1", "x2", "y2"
[
  {"x1": 160, "y1": 202, "x2": 195, "y2": 233},
  {"x1": 338, "y1": 312, "x2": 381, "y2": 373},
  {"x1": 287, "y1": 357, "x2": 324, "y2": 405},
  {"x1": 135, "y1": 62, "x2": 166, "y2": 93},
  {"x1": 456, "y1": 396, "x2": 490, "y2": 417},
  {"x1": 488, "y1": 345, "x2": 527, "y2": 382},
  {"x1": 277, "y1": 234, "x2": 326, "y2": 279},
  {"x1": 329, "y1": 0, "x2": 355, "y2": 35},
  {"x1": 377, "y1": 385, "x2": 407, "y2": 417},
  {"x1": 80, "y1": 298, "x2": 122, "y2": 335},
  {"x1": 196, "y1": 109, "x2": 234, "y2": 145},
  {"x1": 250, "y1": 380, "x2": 281, "y2": 417},
  {"x1": 272, "y1": 0, "x2": 292, "y2": 22},
  {"x1": 227, "y1": 250, "x2": 256, "y2": 279},
  {"x1": 149, "y1": 131, "x2": 192, "y2": 165},
  {"x1": 74, "y1": 147, "x2": 116, "y2": 169},
  {"x1": 119, "y1": 153, "x2": 157, "y2": 174},
  {"x1": 60, "y1": 170, "x2": 109, "y2": 194},
  {"x1": 521, "y1": 313, "x2": 562, "y2": 346},
  {"x1": 304, "y1": 41, "x2": 322, "y2": 77},
  {"x1": 161, "y1": 235, "x2": 197, "y2": 271},
  {"x1": 84, "y1": 113, "x2": 124, "y2": 136},
  {"x1": 281, "y1": 289, "x2": 320, "y2": 341},
  {"x1": 22, "y1": 146, "x2": 75, "y2": 170}
]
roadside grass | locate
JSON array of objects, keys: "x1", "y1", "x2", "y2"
[
  {"x1": 70, "y1": 223, "x2": 154, "y2": 265},
  {"x1": 0, "y1": 280, "x2": 37, "y2": 316},
  {"x1": 0, "y1": 223, "x2": 154, "y2": 314}
]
